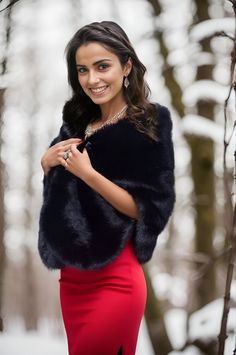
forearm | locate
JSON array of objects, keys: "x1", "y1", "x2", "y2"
[{"x1": 85, "y1": 169, "x2": 139, "y2": 220}]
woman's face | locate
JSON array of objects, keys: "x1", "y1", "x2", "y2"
[{"x1": 75, "y1": 42, "x2": 131, "y2": 106}]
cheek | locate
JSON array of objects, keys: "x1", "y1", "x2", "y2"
[
  {"x1": 108, "y1": 68, "x2": 124, "y2": 85},
  {"x1": 78, "y1": 75, "x2": 87, "y2": 89}
]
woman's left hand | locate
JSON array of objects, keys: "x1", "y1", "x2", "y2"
[{"x1": 62, "y1": 143, "x2": 94, "y2": 182}]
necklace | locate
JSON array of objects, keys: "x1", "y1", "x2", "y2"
[{"x1": 85, "y1": 104, "x2": 128, "y2": 139}]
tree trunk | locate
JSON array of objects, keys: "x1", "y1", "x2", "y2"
[
  {"x1": 147, "y1": 0, "x2": 185, "y2": 118},
  {"x1": 0, "y1": 88, "x2": 6, "y2": 332},
  {"x1": 148, "y1": 0, "x2": 217, "y2": 310},
  {"x1": 0, "y1": 0, "x2": 14, "y2": 333},
  {"x1": 145, "y1": 1, "x2": 185, "y2": 352},
  {"x1": 143, "y1": 265, "x2": 172, "y2": 355},
  {"x1": 188, "y1": 0, "x2": 217, "y2": 309}
]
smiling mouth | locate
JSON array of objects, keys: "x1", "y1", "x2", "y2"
[{"x1": 90, "y1": 85, "x2": 109, "y2": 95}]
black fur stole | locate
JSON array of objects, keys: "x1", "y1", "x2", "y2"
[{"x1": 38, "y1": 103, "x2": 175, "y2": 270}]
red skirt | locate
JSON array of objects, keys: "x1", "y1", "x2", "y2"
[{"x1": 59, "y1": 240, "x2": 147, "y2": 355}]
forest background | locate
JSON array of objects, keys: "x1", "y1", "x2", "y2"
[{"x1": 0, "y1": 0, "x2": 236, "y2": 354}]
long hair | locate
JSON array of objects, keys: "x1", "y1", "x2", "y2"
[{"x1": 63, "y1": 21, "x2": 158, "y2": 140}]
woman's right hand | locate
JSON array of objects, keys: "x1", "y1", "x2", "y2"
[{"x1": 41, "y1": 138, "x2": 82, "y2": 176}]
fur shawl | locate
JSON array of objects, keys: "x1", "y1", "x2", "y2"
[{"x1": 38, "y1": 103, "x2": 175, "y2": 270}]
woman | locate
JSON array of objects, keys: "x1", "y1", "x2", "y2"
[{"x1": 38, "y1": 21, "x2": 175, "y2": 355}]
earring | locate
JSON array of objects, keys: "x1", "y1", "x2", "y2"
[{"x1": 124, "y1": 76, "x2": 130, "y2": 88}]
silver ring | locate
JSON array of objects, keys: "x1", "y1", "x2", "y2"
[{"x1": 63, "y1": 150, "x2": 70, "y2": 161}]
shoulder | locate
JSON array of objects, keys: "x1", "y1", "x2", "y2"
[{"x1": 152, "y1": 102, "x2": 173, "y2": 131}]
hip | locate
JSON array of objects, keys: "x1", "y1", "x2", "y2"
[{"x1": 59, "y1": 240, "x2": 146, "y2": 293}]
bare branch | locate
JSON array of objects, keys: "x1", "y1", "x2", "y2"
[
  {"x1": 215, "y1": 31, "x2": 235, "y2": 41},
  {"x1": 218, "y1": 3, "x2": 236, "y2": 354},
  {"x1": 0, "y1": 0, "x2": 21, "y2": 13}
]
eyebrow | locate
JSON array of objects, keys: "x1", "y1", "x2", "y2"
[{"x1": 76, "y1": 59, "x2": 112, "y2": 67}]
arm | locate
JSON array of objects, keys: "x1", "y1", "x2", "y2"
[
  {"x1": 85, "y1": 169, "x2": 139, "y2": 220},
  {"x1": 63, "y1": 143, "x2": 139, "y2": 220}
]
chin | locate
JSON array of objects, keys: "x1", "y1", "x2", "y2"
[{"x1": 89, "y1": 95, "x2": 113, "y2": 105}]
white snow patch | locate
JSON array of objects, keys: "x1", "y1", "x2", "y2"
[
  {"x1": 167, "y1": 48, "x2": 214, "y2": 67},
  {"x1": 181, "y1": 114, "x2": 223, "y2": 142},
  {"x1": 166, "y1": 296, "x2": 236, "y2": 354},
  {"x1": 230, "y1": 280, "x2": 236, "y2": 301},
  {"x1": 193, "y1": 52, "x2": 214, "y2": 66},
  {"x1": 165, "y1": 308, "x2": 187, "y2": 349},
  {"x1": 190, "y1": 18, "x2": 235, "y2": 42},
  {"x1": 136, "y1": 318, "x2": 155, "y2": 355},
  {"x1": 0, "y1": 332, "x2": 68, "y2": 355},
  {"x1": 189, "y1": 299, "x2": 236, "y2": 340},
  {"x1": 183, "y1": 80, "x2": 228, "y2": 107},
  {"x1": 0, "y1": 318, "x2": 154, "y2": 355},
  {"x1": 188, "y1": 298, "x2": 236, "y2": 354},
  {"x1": 168, "y1": 346, "x2": 203, "y2": 355},
  {"x1": 151, "y1": 273, "x2": 187, "y2": 307}
]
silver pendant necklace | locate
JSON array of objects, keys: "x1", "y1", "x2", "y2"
[{"x1": 85, "y1": 104, "x2": 128, "y2": 139}]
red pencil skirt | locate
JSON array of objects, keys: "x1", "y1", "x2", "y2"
[{"x1": 59, "y1": 240, "x2": 147, "y2": 355}]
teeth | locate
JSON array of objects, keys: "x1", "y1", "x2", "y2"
[{"x1": 91, "y1": 86, "x2": 107, "y2": 93}]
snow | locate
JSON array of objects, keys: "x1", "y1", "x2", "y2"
[
  {"x1": 183, "y1": 80, "x2": 229, "y2": 107},
  {"x1": 0, "y1": 332, "x2": 68, "y2": 355},
  {"x1": 181, "y1": 114, "x2": 223, "y2": 142},
  {"x1": 190, "y1": 18, "x2": 235, "y2": 42},
  {"x1": 165, "y1": 308, "x2": 187, "y2": 349},
  {"x1": 168, "y1": 346, "x2": 203, "y2": 355},
  {"x1": 188, "y1": 298, "x2": 236, "y2": 354},
  {"x1": 165, "y1": 296, "x2": 236, "y2": 354},
  {"x1": 0, "y1": 318, "x2": 154, "y2": 355},
  {"x1": 181, "y1": 113, "x2": 236, "y2": 171},
  {"x1": 151, "y1": 272, "x2": 187, "y2": 307},
  {"x1": 189, "y1": 299, "x2": 236, "y2": 341},
  {"x1": 168, "y1": 50, "x2": 214, "y2": 67},
  {"x1": 156, "y1": 0, "x2": 193, "y2": 30}
]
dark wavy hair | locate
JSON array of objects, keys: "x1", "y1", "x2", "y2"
[{"x1": 63, "y1": 21, "x2": 158, "y2": 140}]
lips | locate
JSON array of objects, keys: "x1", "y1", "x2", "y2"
[{"x1": 89, "y1": 85, "x2": 109, "y2": 96}]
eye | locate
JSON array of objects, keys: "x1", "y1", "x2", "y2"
[
  {"x1": 98, "y1": 63, "x2": 109, "y2": 70},
  {"x1": 77, "y1": 67, "x2": 87, "y2": 74}
]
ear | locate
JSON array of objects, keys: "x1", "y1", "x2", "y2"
[{"x1": 124, "y1": 57, "x2": 132, "y2": 76}]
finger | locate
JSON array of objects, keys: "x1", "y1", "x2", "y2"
[
  {"x1": 59, "y1": 157, "x2": 68, "y2": 168},
  {"x1": 65, "y1": 138, "x2": 82, "y2": 144},
  {"x1": 56, "y1": 138, "x2": 82, "y2": 147},
  {"x1": 70, "y1": 144, "x2": 79, "y2": 154},
  {"x1": 68, "y1": 138, "x2": 83, "y2": 142},
  {"x1": 61, "y1": 145, "x2": 72, "y2": 153},
  {"x1": 58, "y1": 149, "x2": 69, "y2": 159},
  {"x1": 64, "y1": 159, "x2": 70, "y2": 169},
  {"x1": 63, "y1": 139, "x2": 83, "y2": 151},
  {"x1": 65, "y1": 153, "x2": 72, "y2": 164}
]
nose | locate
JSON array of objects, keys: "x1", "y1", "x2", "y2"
[{"x1": 88, "y1": 70, "x2": 100, "y2": 86}]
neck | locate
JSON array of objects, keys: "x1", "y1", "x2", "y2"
[{"x1": 100, "y1": 99, "x2": 127, "y2": 122}]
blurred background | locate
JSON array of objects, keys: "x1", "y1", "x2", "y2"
[{"x1": 0, "y1": 0, "x2": 236, "y2": 354}]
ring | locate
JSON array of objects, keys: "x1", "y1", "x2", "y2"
[{"x1": 63, "y1": 150, "x2": 70, "y2": 161}]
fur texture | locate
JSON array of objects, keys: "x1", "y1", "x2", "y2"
[{"x1": 38, "y1": 103, "x2": 175, "y2": 270}]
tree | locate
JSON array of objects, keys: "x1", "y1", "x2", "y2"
[
  {"x1": 145, "y1": 0, "x2": 223, "y2": 353},
  {"x1": 0, "y1": 2, "x2": 15, "y2": 332},
  {"x1": 188, "y1": 0, "x2": 218, "y2": 310},
  {"x1": 0, "y1": 87, "x2": 5, "y2": 332}
]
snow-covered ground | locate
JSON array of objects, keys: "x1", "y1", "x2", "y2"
[
  {"x1": 0, "y1": 318, "x2": 155, "y2": 355},
  {"x1": 1, "y1": 299, "x2": 235, "y2": 355},
  {"x1": 0, "y1": 333, "x2": 67, "y2": 355}
]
